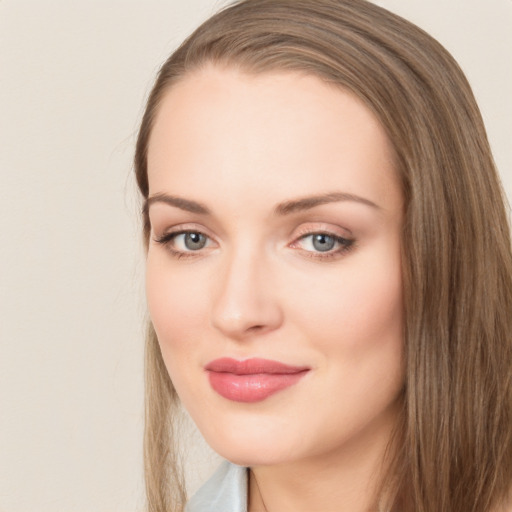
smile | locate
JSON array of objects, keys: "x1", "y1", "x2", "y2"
[{"x1": 204, "y1": 358, "x2": 310, "y2": 403}]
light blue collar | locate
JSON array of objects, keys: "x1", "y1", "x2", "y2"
[{"x1": 186, "y1": 461, "x2": 248, "y2": 512}]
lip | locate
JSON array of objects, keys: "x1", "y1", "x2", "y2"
[{"x1": 204, "y1": 357, "x2": 310, "y2": 403}]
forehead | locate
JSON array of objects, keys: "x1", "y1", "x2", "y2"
[{"x1": 147, "y1": 65, "x2": 401, "y2": 212}]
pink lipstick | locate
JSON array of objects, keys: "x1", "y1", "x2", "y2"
[{"x1": 204, "y1": 358, "x2": 309, "y2": 403}]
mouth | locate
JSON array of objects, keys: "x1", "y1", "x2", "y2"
[{"x1": 204, "y1": 357, "x2": 310, "y2": 403}]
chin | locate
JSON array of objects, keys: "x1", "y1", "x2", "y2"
[
  {"x1": 198, "y1": 417, "x2": 300, "y2": 468},
  {"x1": 213, "y1": 442, "x2": 295, "y2": 468}
]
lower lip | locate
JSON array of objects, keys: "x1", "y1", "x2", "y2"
[{"x1": 207, "y1": 371, "x2": 308, "y2": 403}]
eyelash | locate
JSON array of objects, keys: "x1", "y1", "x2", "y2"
[
  {"x1": 153, "y1": 230, "x2": 355, "y2": 261},
  {"x1": 292, "y1": 232, "x2": 355, "y2": 260},
  {"x1": 153, "y1": 231, "x2": 211, "y2": 260}
]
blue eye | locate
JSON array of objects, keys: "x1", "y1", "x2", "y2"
[
  {"x1": 154, "y1": 230, "x2": 211, "y2": 255},
  {"x1": 311, "y1": 233, "x2": 336, "y2": 252},
  {"x1": 296, "y1": 232, "x2": 354, "y2": 256},
  {"x1": 181, "y1": 232, "x2": 207, "y2": 250}
]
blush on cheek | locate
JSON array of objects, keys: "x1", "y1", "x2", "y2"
[
  {"x1": 147, "y1": 268, "x2": 210, "y2": 356},
  {"x1": 296, "y1": 271, "x2": 402, "y2": 355},
  {"x1": 147, "y1": 257, "x2": 188, "y2": 315}
]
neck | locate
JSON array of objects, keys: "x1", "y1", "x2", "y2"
[{"x1": 248, "y1": 401, "x2": 401, "y2": 512}]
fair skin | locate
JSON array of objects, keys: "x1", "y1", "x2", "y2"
[{"x1": 145, "y1": 65, "x2": 405, "y2": 512}]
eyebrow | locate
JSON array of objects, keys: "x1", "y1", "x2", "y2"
[
  {"x1": 274, "y1": 191, "x2": 380, "y2": 215},
  {"x1": 144, "y1": 193, "x2": 211, "y2": 215},
  {"x1": 144, "y1": 191, "x2": 380, "y2": 216}
]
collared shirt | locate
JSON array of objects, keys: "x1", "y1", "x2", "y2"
[{"x1": 186, "y1": 461, "x2": 248, "y2": 512}]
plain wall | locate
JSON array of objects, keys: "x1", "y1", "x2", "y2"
[{"x1": 0, "y1": 1, "x2": 510, "y2": 511}]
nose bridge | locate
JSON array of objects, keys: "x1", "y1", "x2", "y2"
[{"x1": 211, "y1": 240, "x2": 282, "y2": 339}]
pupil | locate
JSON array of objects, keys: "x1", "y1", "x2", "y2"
[
  {"x1": 313, "y1": 234, "x2": 335, "y2": 252},
  {"x1": 185, "y1": 232, "x2": 206, "y2": 250}
]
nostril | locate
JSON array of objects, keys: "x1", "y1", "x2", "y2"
[{"x1": 248, "y1": 324, "x2": 265, "y2": 332}]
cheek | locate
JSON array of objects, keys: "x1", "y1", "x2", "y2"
[
  {"x1": 288, "y1": 249, "x2": 403, "y2": 355},
  {"x1": 145, "y1": 255, "x2": 209, "y2": 355}
]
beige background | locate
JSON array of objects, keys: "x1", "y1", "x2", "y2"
[{"x1": 0, "y1": 1, "x2": 510, "y2": 511}]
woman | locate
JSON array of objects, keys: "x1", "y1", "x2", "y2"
[{"x1": 134, "y1": 0, "x2": 512, "y2": 510}]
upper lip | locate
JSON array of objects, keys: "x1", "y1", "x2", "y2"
[{"x1": 204, "y1": 357, "x2": 310, "y2": 375}]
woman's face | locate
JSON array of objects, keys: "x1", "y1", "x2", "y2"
[{"x1": 145, "y1": 66, "x2": 404, "y2": 467}]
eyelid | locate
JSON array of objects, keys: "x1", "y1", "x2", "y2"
[
  {"x1": 288, "y1": 223, "x2": 355, "y2": 260},
  {"x1": 152, "y1": 222, "x2": 355, "y2": 260},
  {"x1": 289, "y1": 232, "x2": 353, "y2": 249},
  {"x1": 152, "y1": 224, "x2": 218, "y2": 258},
  {"x1": 153, "y1": 222, "x2": 216, "y2": 240},
  {"x1": 290, "y1": 222, "x2": 352, "y2": 240}
]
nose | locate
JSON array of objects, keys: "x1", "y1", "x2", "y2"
[{"x1": 210, "y1": 248, "x2": 284, "y2": 340}]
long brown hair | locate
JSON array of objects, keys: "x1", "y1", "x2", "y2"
[{"x1": 134, "y1": 1, "x2": 512, "y2": 510}]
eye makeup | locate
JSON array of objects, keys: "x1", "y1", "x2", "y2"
[{"x1": 153, "y1": 226, "x2": 355, "y2": 262}]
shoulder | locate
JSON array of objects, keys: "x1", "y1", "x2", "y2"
[{"x1": 186, "y1": 461, "x2": 248, "y2": 512}]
